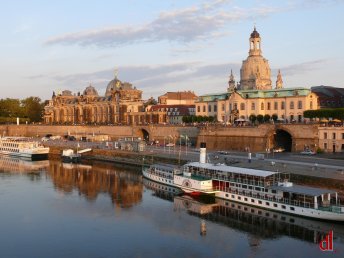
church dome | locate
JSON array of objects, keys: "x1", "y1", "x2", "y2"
[
  {"x1": 250, "y1": 27, "x2": 260, "y2": 38},
  {"x1": 105, "y1": 78, "x2": 122, "y2": 97},
  {"x1": 83, "y1": 85, "x2": 99, "y2": 96}
]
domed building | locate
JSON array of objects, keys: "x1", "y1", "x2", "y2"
[
  {"x1": 239, "y1": 27, "x2": 272, "y2": 90},
  {"x1": 44, "y1": 75, "x2": 166, "y2": 125}
]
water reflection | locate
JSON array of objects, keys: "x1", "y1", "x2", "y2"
[
  {"x1": 0, "y1": 155, "x2": 49, "y2": 173},
  {"x1": 143, "y1": 177, "x2": 344, "y2": 247},
  {"x1": 47, "y1": 160, "x2": 143, "y2": 208}
]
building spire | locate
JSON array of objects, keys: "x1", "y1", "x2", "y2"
[
  {"x1": 228, "y1": 69, "x2": 236, "y2": 92},
  {"x1": 276, "y1": 69, "x2": 283, "y2": 89},
  {"x1": 114, "y1": 68, "x2": 118, "y2": 79}
]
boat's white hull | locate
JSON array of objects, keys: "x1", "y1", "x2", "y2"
[
  {"x1": 0, "y1": 148, "x2": 49, "y2": 160},
  {"x1": 216, "y1": 191, "x2": 344, "y2": 221},
  {"x1": 142, "y1": 169, "x2": 175, "y2": 187}
]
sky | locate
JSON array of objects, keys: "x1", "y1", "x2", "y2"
[{"x1": 1, "y1": 0, "x2": 344, "y2": 101}]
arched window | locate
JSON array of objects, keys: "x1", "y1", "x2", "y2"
[
  {"x1": 290, "y1": 101, "x2": 294, "y2": 109},
  {"x1": 256, "y1": 41, "x2": 260, "y2": 49},
  {"x1": 261, "y1": 102, "x2": 264, "y2": 110},
  {"x1": 240, "y1": 103, "x2": 245, "y2": 110},
  {"x1": 251, "y1": 41, "x2": 254, "y2": 49}
]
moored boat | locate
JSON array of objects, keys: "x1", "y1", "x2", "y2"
[
  {"x1": 0, "y1": 137, "x2": 49, "y2": 160},
  {"x1": 61, "y1": 149, "x2": 81, "y2": 163},
  {"x1": 142, "y1": 142, "x2": 344, "y2": 221}
]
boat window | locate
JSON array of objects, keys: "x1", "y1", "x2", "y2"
[
  {"x1": 266, "y1": 202, "x2": 270, "y2": 206},
  {"x1": 255, "y1": 187, "x2": 260, "y2": 191},
  {"x1": 231, "y1": 195, "x2": 235, "y2": 198},
  {"x1": 248, "y1": 186, "x2": 253, "y2": 189},
  {"x1": 258, "y1": 200, "x2": 262, "y2": 204},
  {"x1": 265, "y1": 189, "x2": 268, "y2": 192},
  {"x1": 225, "y1": 194, "x2": 229, "y2": 197},
  {"x1": 244, "y1": 198, "x2": 248, "y2": 201},
  {"x1": 273, "y1": 203, "x2": 278, "y2": 207},
  {"x1": 272, "y1": 190, "x2": 277, "y2": 194},
  {"x1": 290, "y1": 207, "x2": 295, "y2": 211},
  {"x1": 251, "y1": 199, "x2": 255, "y2": 203},
  {"x1": 237, "y1": 196, "x2": 241, "y2": 200},
  {"x1": 281, "y1": 205, "x2": 286, "y2": 209},
  {"x1": 242, "y1": 185, "x2": 247, "y2": 189}
]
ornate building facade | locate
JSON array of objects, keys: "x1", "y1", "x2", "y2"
[
  {"x1": 196, "y1": 27, "x2": 318, "y2": 123},
  {"x1": 44, "y1": 76, "x2": 166, "y2": 125}
]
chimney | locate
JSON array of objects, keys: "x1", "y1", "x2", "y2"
[{"x1": 200, "y1": 142, "x2": 206, "y2": 164}]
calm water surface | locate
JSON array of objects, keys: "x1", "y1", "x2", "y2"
[{"x1": 0, "y1": 157, "x2": 343, "y2": 258}]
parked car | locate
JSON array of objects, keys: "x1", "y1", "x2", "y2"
[{"x1": 300, "y1": 150, "x2": 316, "y2": 155}]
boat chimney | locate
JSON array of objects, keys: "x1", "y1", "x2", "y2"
[{"x1": 200, "y1": 142, "x2": 206, "y2": 164}]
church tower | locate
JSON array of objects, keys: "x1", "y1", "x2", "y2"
[
  {"x1": 276, "y1": 70, "x2": 283, "y2": 89},
  {"x1": 239, "y1": 27, "x2": 272, "y2": 90},
  {"x1": 227, "y1": 69, "x2": 236, "y2": 92}
]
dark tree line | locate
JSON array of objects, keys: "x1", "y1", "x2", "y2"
[
  {"x1": 0, "y1": 97, "x2": 45, "y2": 124},
  {"x1": 304, "y1": 109, "x2": 344, "y2": 120}
]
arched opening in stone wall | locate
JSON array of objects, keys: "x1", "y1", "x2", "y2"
[
  {"x1": 140, "y1": 129, "x2": 149, "y2": 142},
  {"x1": 274, "y1": 129, "x2": 292, "y2": 152}
]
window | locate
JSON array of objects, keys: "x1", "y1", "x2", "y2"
[
  {"x1": 251, "y1": 103, "x2": 255, "y2": 110},
  {"x1": 214, "y1": 104, "x2": 217, "y2": 112},
  {"x1": 258, "y1": 200, "x2": 262, "y2": 204},
  {"x1": 240, "y1": 103, "x2": 245, "y2": 110},
  {"x1": 267, "y1": 102, "x2": 271, "y2": 110},
  {"x1": 324, "y1": 143, "x2": 327, "y2": 149},
  {"x1": 222, "y1": 103, "x2": 225, "y2": 111},
  {"x1": 266, "y1": 202, "x2": 270, "y2": 206},
  {"x1": 244, "y1": 198, "x2": 248, "y2": 201},
  {"x1": 234, "y1": 103, "x2": 238, "y2": 110},
  {"x1": 298, "y1": 115, "x2": 302, "y2": 122},
  {"x1": 310, "y1": 101, "x2": 313, "y2": 109},
  {"x1": 281, "y1": 205, "x2": 286, "y2": 209},
  {"x1": 225, "y1": 194, "x2": 229, "y2": 197},
  {"x1": 298, "y1": 100, "x2": 302, "y2": 109},
  {"x1": 197, "y1": 106, "x2": 200, "y2": 113},
  {"x1": 273, "y1": 203, "x2": 278, "y2": 207},
  {"x1": 290, "y1": 101, "x2": 294, "y2": 109},
  {"x1": 261, "y1": 103, "x2": 264, "y2": 110},
  {"x1": 333, "y1": 133, "x2": 336, "y2": 139},
  {"x1": 324, "y1": 132, "x2": 327, "y2": 139},
  {"x1": 281, "y1": 101, "x2": 285, "y2": 110},
  {"x1": 203, "y1": 106, "x2": 206, "y2": 112},
  {"x1": 238, "y1": 196, "x2": 241, "y2": 200},
  {"x1": 231, "y1": 195, "x2": 235, "y2": 198},
  {"x1": 229, "y1": 103, "x2": 232, "y2": 112},
  {"x1": 290, "y1": 207, "x2": 295, "y2": 211},
  {"x1": 251, "y1": 199, "x2": 255, "y2": 203},
  {"x1": 208, "y1": 105, "x2": 212, "y2": 112},
  {"x1": 274, "y1": 102, "x2": 278, "y2": 110}
]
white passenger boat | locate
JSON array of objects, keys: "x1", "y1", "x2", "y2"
[
  {"x1": 0, "y1": 137, "x2": 49, "y2": 160},
  {"x1": 142, "y1": 142, "x2": 344, "y2": 221}
]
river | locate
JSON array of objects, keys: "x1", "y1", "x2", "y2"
[{"x1": 0, "y1": 157, "x2": 343, "y2": 258}]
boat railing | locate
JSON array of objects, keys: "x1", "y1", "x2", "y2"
[
  {"x1": 146, "y1": 170, "x2": 173, "y2": 180},
  {"x1": 317, "y1": 205, "x2": 344, "y2": 213},
  {"x1": 217, "y1": 187, "x2": 315, "y2": 209},
  {"x1": 199, "y1": 173, "x2": 265, "y2": 187}
]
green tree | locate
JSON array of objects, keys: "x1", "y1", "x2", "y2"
[
  {"x1": 272, "y1": 114, "x2": 278, "y2": 122},
  {"x1": 21, "y1": 97, "x2": 44, "y2": 123},
  {"x1": 263, "y1": 114, "x2": 271, "y2": 122},
  {"x1": 249, "y1": 114, "x2": 256, "y2": 123},
  {"x1": 257, "y1": 114, "x2": 264, "y2": 123}
]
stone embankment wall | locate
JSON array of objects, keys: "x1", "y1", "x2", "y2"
[{"x1": 0, "y1": 123, "x2": 318, "y2": 152}]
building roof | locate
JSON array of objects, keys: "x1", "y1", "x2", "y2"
[
  {"x1": 149, "y1": 104, "x2": 195, "y2": 116},
  {"x1": 186, "y1": 162, "x2": 278, "y2": 178},
  {"x1": 236, "y1": 87, "x2": 312, "y2": 99},
  {"x1": 159, "y1": 91, "x2": 198, "y2": 100},
  {"x1": 196, "y1": 93, "x2": 228, "y2": 102},
  {"x1": 269, "y1": 184, "x2": 336, "y2": 197},
  {"x1": 250, "y1": 27, "x2": 260, "y2": 38},
  {"x1": 311, "y1": 86, "x2": 344, "y2": 108}
]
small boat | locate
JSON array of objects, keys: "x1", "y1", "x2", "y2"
[{"x1": 61, "y1": 149, "x2": 81, "y2": 163}]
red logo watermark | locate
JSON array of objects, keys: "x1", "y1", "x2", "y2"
[{"x1": 319, "y1": 230, "x2": 333, "y2": 252}]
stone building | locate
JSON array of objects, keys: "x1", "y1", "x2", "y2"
[
  {"x1": 158, "y1": 91, "x2": 198, "y2": 105},
  {"x1": 44, "y1": 76, "x2": 165, "y2": 125},
  {"x1": 196, "y1": 27, "x2": 318, "y2": 123},
  {"x1": 318, "y1": 126, "x2": 344, "y2": 153},
  {"x1": 148, "y1": 104, "x2": 195, "y2": 124}
]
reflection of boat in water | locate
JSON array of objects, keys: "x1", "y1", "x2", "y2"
[
  {"x1": 0, "y1": 155, "x2": 49, "y2": 173},
  {"x1": 143, "y1": 177, "x2": 182, "y2": 201},
  {"x1": 143, "y1": 143, "x2": 344, "y2": 221},
  {"x1": 174, "y1": 194, "x2": 344, "y2": 245},
  {"x1": 0, "y1": 137, "x2": 49, "y2": 160}
]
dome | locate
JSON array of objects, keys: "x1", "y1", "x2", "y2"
[
  {"x1": 250, "y1": 27, "x2": 260, "y2": 38},
  {"x1": 83, "y1": 85, "x2": 98, "y2": 96},
  {"x1": 105, "y1": 78, "x2": 122, "y2": 97}
]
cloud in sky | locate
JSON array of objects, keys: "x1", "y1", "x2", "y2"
[{"x1": 45, "y1": 0, "x2": 281, "y2": 47}]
